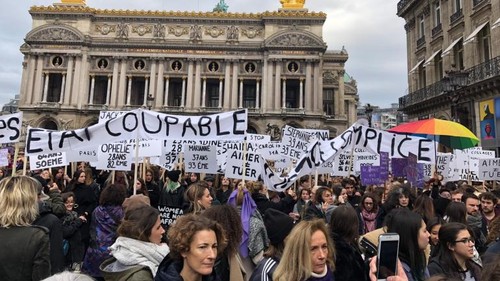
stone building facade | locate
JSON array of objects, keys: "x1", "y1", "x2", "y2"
[
  {"x1": 18, "y1": 0, "x2": 358, "y2": 141},
  {"x1": 397, "y1": 0, "x2": 500, "y2": 153}
]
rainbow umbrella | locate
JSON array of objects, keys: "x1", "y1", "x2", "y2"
[{"x1": 388, "y1": 118, "x2": 479, "y2": 150}]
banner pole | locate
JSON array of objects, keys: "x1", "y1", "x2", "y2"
[
  {"x1": 242, "y1": 138, "x2": 248, "y2": 184},
  {"x1": 12, "y1": 143, "x2": 19, "y2": 176},
  {"x1": 22, "y1": 155, "x2": 27, "y2": 176},
  {"x1": 133, "y1": 136, "x2": 140, "y2": 195}
]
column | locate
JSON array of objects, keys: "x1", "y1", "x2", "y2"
[
  {"x1": 274, "y1": 60, "x2": 281, "y2": 111},
  {"x1": 77, "y1": 53, "x2": 90, "y2": 109},
  {"x1": 42, "y1": 72, "x2": 49, "y2": 102},
  {"x1": 282, "y1": 78, "x2": 287, "y2": 109},
  {"x1": 313, "y1": 62, "x2": 320, "y2": 112},
  {"x1": 201, "y1": 77, "x2": 207, "y2": 108},
  {"x1": 163, "y1": 76, "x2": 170, "y2": 106},
  {"x1": 223, "y1": 61, "x2": 231, "y2": 109},
  {"x1": 218, "y1": 78, "x2": 223, "y2": 108},
  {"x1": 231, "y1": 61, "x2": 239, "y2": 109},
  {"x1": 255, "y1": 79, "x2": 260, "y2": 109},
  {"x1": 305, "y1": 61, "x2": 312, "y2": 112},
  {"x1": 126, "y1": 76, "x2": 132, "y2": 105},
  {"x1": 192, "y1": 60, "x2": 202, "y2": 109},
  {"x1": 89, "y1": 75, "x2": 95, "y2": 104},
  {"x1": 339, "y1": 70, "x2": 345, "y2": 117},
  {"x1": 63, "y1": 56, "x2": 74, "y2": 105},
  {"x1": 239, "y1": 78, "x2": 244, "y2": 108},
  {"x1": 149, "y1": 60, "x2": 157, "y2": 102},
  {"x1": 117, "y1": 59, "x2": 128, "y2": 107},
  {"x1": 317, "y1": 57, "x2": 324, "y2": 114},
  {"x1": 106, "y1": 75, "x2": 112, "y2": 104},
  {"x1": 266, "y1": 59, "x2": 274, "y2": 110},
  {"x1": 181, "y1": 77, "x2": 186, "y2": 107},
  {"x1": 261, "y1": 55, "x2": 267, "y2": 112},
  {"x1": 60, "y1": 73, "x2": 66, "y2": 104},
  {"x1": 156, "y1": 61, "x2": 165, "y2": 107},
  {"x1": 71, "y1": 55, "x2": 82, "y2": 105},
  {"x1": 186, "y1": 59, "x2": 194, "y2": 108},
  {"x1": 110, "y1": 57, "x2": 120, "y2": 108},
  {"x1": 299, "y1": 78, "x2": 304, "y2": 109},
  {"x1": 22, "y1": 55, "x2": 37, "y2": 105},
  {"x1": 143, "y1": 76, "x2": 149, "y2": 106}
]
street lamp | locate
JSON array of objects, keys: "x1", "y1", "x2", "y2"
[
  {"x1": 365, "y1": 103, "x2": 373, "y2": 128},
  {"x1": 146, "y1": 94, "x2": 155, "y2": 110},
  {"x1": 441, "y1": 69, "x2": 469, "y2": 123}
]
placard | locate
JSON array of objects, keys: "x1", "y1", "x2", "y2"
[
  {"x1": 478, "y1": 158, "x2": 500, "y2": 180},
  {"x1": 224, "y1": 149, "x2": 262, "y2": 181},
  {"x1": 281, "y1": 125, "x2": 316, "y2": 160},
  {"x1": 0, "y1": 112, "x2": 22, "y2": 144},
  {"x1": 96, "y1": 143, "x2": 133, "y2": 170},
  {"x1": 29, "y1": 152, "x2": 67, "y2": 170},
  {"x1": 158, "y1": 205, "x2": 184, "y2": 227},
  {"x1": 184, "y1": 144, "x2": 218, "y2": 173}
]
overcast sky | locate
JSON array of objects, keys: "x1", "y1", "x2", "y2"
[{"x1": 0, "y1": 0, "x2": 407, "y2": 108}]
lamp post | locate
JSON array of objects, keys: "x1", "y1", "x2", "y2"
[
  {"x1": 441, "y1": 69, "x2": 469, "y2": 123},
  {"x1": 365, "y1": 103, "x2": 373, "y2": 128},
  {"x1": 146, "y1": 94, "x2": 155, "y2": 110}
]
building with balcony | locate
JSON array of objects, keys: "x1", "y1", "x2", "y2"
[
  {"x1": 397, "y1": 0, "x2": 500, "y2": 154},
  {"x1": 17, "y1": 0, "x2": 358, "y2": 141}
]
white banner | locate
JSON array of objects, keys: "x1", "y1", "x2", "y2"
[
  {"x1": 297, "y1": 128, "x2": 329, "y2": 141},
  {"x1": 247, "y1": 133, "x2": 271, "y2": 143},
  {"x1": 281, "y1": 125, "x2": 316, "y2": 160},
  {"x1": 478, "y1": 158, "x2": 500, "y2": 180},
  {"x1": 224, "y1": 149, "x2": 262, "y2": 181},
  {"x1": 98, "y1": 111, "x2": 128, "y2": 123},
  {"x1": 436, "y1": 153, "x2": 455, "y2": 182},
  {"x1": 96, "y1": 143, "x2": 133, "y2": 171},
  {"x1": 66, "y1": 148, "x2": 98, "y2": 163},
  {"x1": 26, "y1": 109, "x2": 247, "y2": 155},
  {"x1": 184, "y1": 145, "x2": 218, "y2": 173},
  {"x1": 29, "y1": 152, "x2": 67, "y2": 170},
  {"x1": 0, "y1": 112, "x2": 22, "y2": 144},
  {"x1": 260, "y1": 142, "x2": 282, "y2": 161}
]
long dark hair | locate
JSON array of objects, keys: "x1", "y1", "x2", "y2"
[
  {"x1": 329, "y1": 205, "x2": 359, "y2": 244},
  {"x1": 434, "y1": 222, "x2": 480, "y2": 279},
  {"x1": 444, "y1": 202, "x2": 467, "y2": 224},
  {"x1": 386, "y1": 208, "x2": 427, "y2": 281}
]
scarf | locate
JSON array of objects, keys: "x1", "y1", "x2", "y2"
[
  {"x1": 109, "y1": 236, "x2": 170, "y2": 276},
  {"x1": 165, "y1": 181, "x2": 180, "y2": 193},
  {"x1": 228, "y1": 189, "x2": 256, "y2": 258},
  {"x1": 361, "y1": 209, "x2": 377, "y2": 233}
]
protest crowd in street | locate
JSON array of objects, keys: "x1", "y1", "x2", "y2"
[{"x1": 0, "y1": 159, "x2": 500, "y2": 281}]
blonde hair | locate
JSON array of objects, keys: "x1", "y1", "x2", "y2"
[
  {"x1": 0, "y1": 176, "x2": 40, "y2": 227},
  {"x1": 273, "y1": 219, "x2": 335, "y2": 281},
  {"x1": 185, "y1": 182, "x2": 209, "y2": 214}
]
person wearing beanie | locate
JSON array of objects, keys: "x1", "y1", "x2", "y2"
[
  {"x1": 250, "y1": 209, "x2": 295, "y2": 281},
  {"x1": 158, "y1": 170, "x2": 185, "y2": 209}
]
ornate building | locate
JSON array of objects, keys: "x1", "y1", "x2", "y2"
[
  {"x1": 18, "y1": 0, "x2": 358, "y2": 139},
  {"x1": 397, "y1": 0, "x2": 500, "y2": 153}
]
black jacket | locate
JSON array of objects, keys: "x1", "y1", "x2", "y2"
[
  {"x1": 332, "y1": 233, "x2": 368, "y2": 281},
  {"x1": 155, "y1": 254, "x2": 220, "y2": 281},
  {"x1": 251, "y1": 193, "x2": 295, "y2": 216},
  {"x1": 34, "y1": 202, "x2": 65, "y2": 274},
  {"x1": 427, "y1": 257, "x2": 482, "y2": 280}
]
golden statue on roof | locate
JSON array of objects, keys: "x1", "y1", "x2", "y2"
[
  {"x1": 280, "y1": 0, "x2": 306, "y2": 9},
  {"x1": 61, "y1": 0, "x2": 86, "y2": 4}
]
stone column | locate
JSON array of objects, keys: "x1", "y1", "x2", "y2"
[
  {"x1": 89, "y1": 75, "x2": 95, "y2": 104},
  {"x1": 110, "y1": 57, "x2": 120, "y2": 108},
  {"x1": 77, "y1": 53, "x2": 90, "y2": 109},
  {"x1": 181, "y1": 77, "x2": 186, "y2": 107},
  {"x1": 239, "y1": 78, "x2": 244, "y2": 108},
  {"x1": 256, "y1": 79, "x2": 260, "y2": 109},
  {"x1": 149, "y1": 60, "x2": 157, "y2": 103},
  {"x1": 186, "y1": 59, "x2": 195, "y2": 108},
  {"x1": 126, "y1": 75, "x2": 132, "y2": 105},
  {"x1": 106, "y1": 75, "x2": 112, "y2": 105},
  {"x1": 261, "y1": 55, "x2": 268, "y2": 112},
  {"x1": 201, "y1": 77, "x2": 207, "y2": 108},
  {"x1": 156, "y1": 61, "x2": 165, "y2": 107},
  {"x1": 63, "y1": 56, "x2": 74, "y2": 105},
  {"x1": 274, "y1": 60, "x2": 282, "y2": 112},
  {"x1": 339, "y1": 70, "x2": 345, "y2": 117},
  {"x1": 22, "y1": 55, "x2": 37, "y2": 105},
  {"x1": 60, "y1": 73, "x2": 66, "y2": 104},
  {"x1": 218, "y1": 77, "x2": 223, "y2": 108},
  {"x1": 143, "y1": 76, "x2": 150, "y2": 106},
  {"x1": 305, "y1": 60, "x2": 312, "y2": 112},
  {"x1": 231, "y1": 61, "x2": 239, "y2": 109},
  {"x1": 313, "y1": 61, "x2": 321, "y2": 113},
  {"x1": 164, "y1": 76, "x2": 170, "y2": 106},
  {"x1": 71, "y1": 55, "x2": 82, "y2": 106},
  {"x1": 117, "y1": 59, "x2": 128, "y2": 108},
  {"x1": 282, "y1": 78, "x2": 287, "y2": 109},
  {"x1": 42, "y1": 72, "x2": 49, "y2": 102},
  {"x1": 299, "y1": 78, "x2": 304, "y2": 109},
  {"x1": 223, "y1": 61, "x2": 231, "y2": 110}
]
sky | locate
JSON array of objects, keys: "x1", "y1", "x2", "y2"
[{"x1": 0, "y1": 0, "x2": 408, "y2": 108}]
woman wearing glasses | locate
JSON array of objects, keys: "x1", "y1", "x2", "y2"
[{"x1": 427, "y1": 222, "x2": 482, "y2": 280}]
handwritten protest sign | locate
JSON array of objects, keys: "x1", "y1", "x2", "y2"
[
  {"x1": 184, "y1": 145, "x2": 218, "y2": 173},
  {"x1": 96, "y1": 143, "x2": 132, "y2": 170},
  {"x1": 0, "y1": 112, "x2": 22, "y2": 144},
  {"x1": 478, "y1": 158, "x2": 500, "y2": 180},
  {"x1": 247, "y1": 133, "x2": 271, "y2": 143},
  {"x1": 158, "y1": 206, "x2": 183, "y2": 228},
  {"x1": 281, "y1": 125, "x2": 316, "y2": 160},
  {"x1": 29, "y1": 152, "x2": 67, "y2": 170},
  {"x1": 225, "y1": 149, "x2": 262, "y2": 181},
  {"x1": 297, "y1": 129, "x2": 329, "y2": 141}
]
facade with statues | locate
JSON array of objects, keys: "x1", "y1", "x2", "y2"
[{"x1": 18, "y1": 0, "x2": 358, "y2": 140}]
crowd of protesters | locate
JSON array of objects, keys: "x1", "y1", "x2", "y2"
[{"x1": 0, "y1": 162, "x2": 500, "y2": 281}]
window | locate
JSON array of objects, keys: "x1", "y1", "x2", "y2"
[
  {"x1": 285, "y1": 79, "x2": 300, "y2": 108},
  {"x1": 171, "y1": 61, "x2": 183, "y2": 71},
  {"x1": 479, "y1": 26, "x2": 491, "y2": 62},
  {"x1": 454, "y1": 0, "x2": 462, "y2": 13},
  {"x1": 419, "y1": 15, "x2": 425, "y2": 38},
  {"x1": 453, "y1": 39, "x2": 464, "y2": 70},
  {"x1": 323, "y1": 89, "x2": 334, "y2": 116},
  {"x1": 134, "y1": 59, "x2": 146, "y2": 70},
  {"x1": 167, "y1": 78, "x2": 183, "y2": 106},
  {"x1": 207, "y1": 61, "x2": 219, "y2": 72},
  {"x1": 129, "y1": 77, "x2": 146, "y2": 105},
  {"x1": 243, "y1": 81, "x2": 257, "y2": 108},
  {"x1": 245, "y1": 62, "x2": 256, "y2": 73},
  {"x1": 206, "y1": 79, "x2": 221, "y2": 107},
  {"x1": 418, "y1": 64, "x2": 426, "y2": 89},
  {"x1": 97, "y1": 59, "x2": 108, "y2": 70},
  {"x1": 434, "y1": 1, "x2": 441, "y2": 26},
  {"x1": 47, "y1": 73, "x2": 62, "y2": 102},
  {"x1": 92, "y1": 76, "x2": 108, "y2": 104},
  {"x1": 435, "y1": 53, "x2": 443, "y2": 81}
]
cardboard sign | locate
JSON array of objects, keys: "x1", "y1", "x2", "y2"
[
  {"x1": 29, "y1": 152, "x2": 67, "y2": 170},
  {"x1": 0, "y1": 112, "x2": 22, "y2": 144},
  {"x1": 224, "y1": 149, "x2": 262, "y2": 181},
  {"x1": 96, "y1": 143, "x2": 133, "y2": 170},
  {"x1": 478, "y1": 158, "x2": 500, "y2": 180},
  {"x1": 158, "y1": 205, "x2": 184, "y2": 227},
  {"x1": 333, "y1": 152, "x2": 353, "y2": 177},
  {"x1": 247, "y1": 133, "x2": 271, "y2": 143},
  {"x1": 281, "y1": 125, "x2": 316, "y2": 160},
  {"x1": 297, "y1": 129, "x2": 329, "y2": 141},
  {"x1": 184, "y1": 144, "x2": 218, "y2": 173}
]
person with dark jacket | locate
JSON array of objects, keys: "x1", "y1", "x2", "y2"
[
  {"x1": 159, "y1": 170, "x2": 185, "y2": 209},
  {"x1": 249, "y1": 181, "x2": 296, "y2": 216},
  {"x1": 145, "y1": 168, "x2": 161, "y2": 208},
  {"x1": 0, "y1": 176, "x2": 51, "y2": 281},
  {"x1": 155, "y1": 214, "x2": 226, "y2": 281}
]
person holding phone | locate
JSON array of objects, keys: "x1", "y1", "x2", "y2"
[
  {"x1": 427, "y1": 222, "x2": 482, "y2": 280},
  {"x1": 304, "y1": 187, "x2": 335, "y2": 221},
  {"x1": 386, "y1": 208, "x2": 430, "y2": 281}
]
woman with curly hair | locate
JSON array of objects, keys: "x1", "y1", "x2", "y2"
[
  {"x1": 155, "y1": 214, "x2": 227, "y2": 281},
  {"x1": 202, "y1": 205, "x2": 245, "y2": 281},
  {"x1": 100, "y1": 204, "x2": 169, "y2": 280},
  {"x1": 273, "y1": 219, "x2": 335, "y2": 281}
]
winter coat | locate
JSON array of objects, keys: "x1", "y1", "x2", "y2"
[
  {"x1": 252, "y1": 192, "x2": 296, "y2": 216},
  {"x1": 159, "y1": 185, "x2": 186, "y2": 209},
  {"x1": 332, "y1": 233, "x2": 368, "y2": 281},
  {"x1": 61, "y1": 210, "x2": 84, "y2": 239},
  {"x1": 155, "y1": 254, "x2": 220, "y2": 281},
  {"x1": 250, "y1": 257, "x2": 279, "y2": 281},
  {"x1": 100, "y1": 257, "x2": 153, "y2": 281},
  {"x1": 146, "y1": 180, "x2": 161, "y2": 208},
  {"x1": 304, "y1": 203, "x2": 326, "y2": 221},
  {"x1": 82, "y1": 205, "x2": 124, "y2": 278},
  {"x1": 34, "y1": 201, "x2": 65, "y2": 274},
  {"x1": 0, "y1": 225, "x2": 50, "y2": 281},
  {"x1": 427, "y1": 257, "x2": 481, "y2": 281}
]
